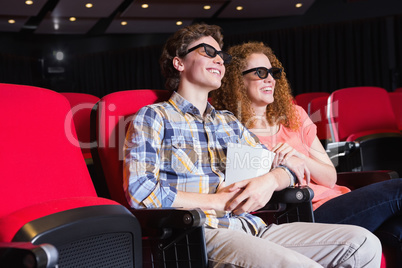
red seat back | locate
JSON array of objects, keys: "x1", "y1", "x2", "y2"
[
  {"x1": 1, "y1": 84, "x2": 127, "y2": 243},
  {"x1": 60, "y1": 92, "x2": 100, "y2": 160},
  {"x1": 93, "y1": 89, "x2": 172, "y2": 207},
  {"x1": 295, "y1": 92, "x2": 330, "y2": 113},
  {"x1": 388, "y1": 92, "x2": 402, "y2": 131},
  {"x1": 327, "y1": 87, "x2": 399, "y2": 142},
  {"x1": 308, "y1": 96, "x2": 331, "y2": 142},
  {"x1": 0, "y1": 84, "x2": 98, "y2": 219}
]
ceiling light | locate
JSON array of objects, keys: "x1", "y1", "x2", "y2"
[
  {"x1": 141, "y1": 4, "x2": 149, "y2": 8},
  {"x1": 121, "y1": 21, "x2": 127, "y2": 26},
  {"x1": 25, "y1": 1, "x2": 33, "y2": 5},
  {"x1": 295, "y1": 3, "x2": 303, "y2": 8},
  {"x1": 55, "y1": 51, "x2": 64, "y2": 61},
  {"x1": 53, "y1": 18, "x2": 59, "y2": 30},
  {"x1": 236, "y1": 6, "x2": 243, "y2": 11},
  {"x1": 176, "y1": 21, "x2": 183, "y2": 26},
  {"x1": 203, "y1": 5, "x2": 211, "y2": 10},
  {"x1": 8, "y1": 19, "x2": 15, "y2": 24},
  {"x1": 69, "y1": 17, "x2": 76, "y2": 22},
  {"x1": 85, "y1": 3, "x2": 93, "y2": 8}
]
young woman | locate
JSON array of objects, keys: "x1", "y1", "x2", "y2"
[
  {"x1": 212, "y1": 41, "x2": 402, "y2": 265},
  {"x1": 123, "y1": 25, "x2": 381, "y2": 267}
]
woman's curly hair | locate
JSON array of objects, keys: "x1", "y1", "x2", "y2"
[
  {"x1": 212, "y1": 41, "x2": 300, "y2": 131},
  {"x1": 160, "y1": 23, "x2": 224, "y2": 91}
]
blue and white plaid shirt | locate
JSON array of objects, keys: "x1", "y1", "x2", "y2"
[{"x1": 123, "y1": 91, "x2": 267, "y2": 232}]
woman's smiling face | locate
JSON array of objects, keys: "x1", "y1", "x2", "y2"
[{"x1": 243, "y1": 53, "x2": 276, "y2": 110}]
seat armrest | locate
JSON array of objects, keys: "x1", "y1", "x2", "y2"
[
  {"x1": 129, "y1": 208, "x2": 205, "y2": 238},
  {"x1": 337, "y1": 170, "x2": 398, "y2": 190},
  {"x1": 0, "y1": 242, "x2": 58, "y2": 268},
  {"x1": 258, "y1": 186, "x2": 314, "y2": 212},
  {"x1": 326, "y1": 141, "x2": 359, "y2": 159},
  {"x1": 270, "y1": 186, "x2": 314, "y2": 203},
  {"x1": 255, "y1": 186, "x2": 315, "y2": 223},
  {"x1": 326, "y1": 141, "x2": 363, "y2": 172},
  {"x1": 135, "y1": 208, "x2": 208, "y2": 267}
]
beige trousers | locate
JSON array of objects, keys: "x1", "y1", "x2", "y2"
[{"x1": 204, "y1": 222, "x2": 381, "y2": 268}]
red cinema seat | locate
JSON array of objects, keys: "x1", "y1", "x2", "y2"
[
  {"x1": 295, "y1": 92, "x2": 330, "y2": 113},
  {"x1": 326, "y1": 86, "x2": 402, "y2": 175},
  {"x1": 91, "y1": 89, "x2": 172, "y2": 207},
  {"x1": 0, "y1": 83, "x2": 142, "y2": 267},
  {"x1": 327, "y1": 86, "x2": 399, "y2": 142}
]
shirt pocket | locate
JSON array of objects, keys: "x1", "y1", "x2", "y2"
[
  {"x1": 217, "y1": 135, "x2": 240, "y2": 150},
  {"x1": 214, "y1": 135, "x2": 240, "y2": 166},
  {"x1": 170, "y1": 136, "x2": 199, "y2": 174}
]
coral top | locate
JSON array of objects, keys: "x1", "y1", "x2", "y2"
[{"x1": 257, "y1": 105, "x2": 350, "y2": 210}]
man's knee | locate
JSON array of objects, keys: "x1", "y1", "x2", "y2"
[{"x1": 341, "y1": 225, "x2": 382, "y2": 267}]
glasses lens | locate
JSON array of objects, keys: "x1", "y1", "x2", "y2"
[
  {"x1": 219, "y1": 52, "x2": 232, "y2": 64},
  {"x1": 271, "y1": 68, "x2": 282, "y2": 79},
  {"x1": 204, "y1": 44, "x2": 217, "y2": 57},
  {"x1": 203, "y1": 44, "x2": 231, "y2": 64},
  {"x1": 257, "y1": 68, "x2": 269, "y2": 79}
]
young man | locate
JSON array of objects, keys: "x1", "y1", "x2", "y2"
[{"x1": 123, "y1": 24, "x2": 381, "y2": 267}]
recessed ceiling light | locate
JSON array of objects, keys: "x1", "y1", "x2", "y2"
[
  {"x1": 25, "y1": 1, "x2": 33, "y2": 5},
  {"x1": 295, "y1": 3, "x2": 303, "y2": 8},
  {"x1": 69, "y1": 17, "x2": 76, "y2": 22},
  {"x1": 55, "y1": 51, "x2": 64, "y2": 61},
  {"x1": 176, "y1": 21, "x2": 183, "y2": 26},
  {"x1": 8, "y1": 19, "x2": 15, "y2": 24},
  {"x1": 204, "y1": 5, "x2": 211, "y2": 10},
  {"x1": 141, "y1": 4, "x2": 149, "y2": 8},
  {"x1": 236, "y1": 6, "x2": 243, "y2": 11},
  {"x1": 121, "y1": 21, "x2": 127, "y2": 26},
  {"x1": 53, "y1": 18, "x2": 60, "y2": 30},
  {"x1": 85, "y1": 3, "x2": 93, "y2": 8}
]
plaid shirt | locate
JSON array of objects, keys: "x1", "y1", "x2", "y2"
[{"x1": 123, "y1": 92, "x2": 266, "y2": 231}]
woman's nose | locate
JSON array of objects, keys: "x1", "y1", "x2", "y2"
[{"x1": 264, "y1": 73, "x2": 274, "y2": 83}]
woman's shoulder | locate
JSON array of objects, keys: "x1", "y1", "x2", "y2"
[
  {"x1": 292, "y1": 104, "x2": 315, "y2": 131},
  {"x1": 293, "y1": 104, "x2": 308, "y2": 117}
]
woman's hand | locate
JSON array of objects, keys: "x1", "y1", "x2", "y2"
[
  {"x1": 282, "y1": 156, "x2": 310, "y2": 185},
  {"x1": 272, "y1": 142, "x2": 305, "y2": 167}
]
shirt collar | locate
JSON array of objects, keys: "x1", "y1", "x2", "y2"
[{"x1": 169, "y1": 91, "x2": 216, "y2": 119}]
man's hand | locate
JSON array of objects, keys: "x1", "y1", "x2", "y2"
[
  {"x1": 213, "y1": 182, "x2": 242, "y2": 212},
  {"x1": 223, "y1": 175, "x2": 278, "y2": 215}
]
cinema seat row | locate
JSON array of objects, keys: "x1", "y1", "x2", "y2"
[{"x1": 296, "y1": 87, "x2": 402, "y2": 176}]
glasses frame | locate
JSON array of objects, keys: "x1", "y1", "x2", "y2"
[
  {"x1": 242, "y1": 67, "x2": 283, "y2": 80},
  {"x1": 185, "y1": 43, "x2": 232, "y2": 64}
]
